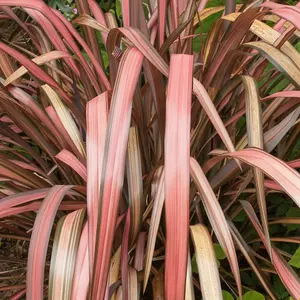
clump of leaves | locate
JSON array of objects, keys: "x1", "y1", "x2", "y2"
[{"x1": 0, "y1": 0, "x2": 299, "y2": 299}]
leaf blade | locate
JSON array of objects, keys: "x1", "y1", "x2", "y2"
[
  {"x1": 190, "y1": 224, "x2": 222, "y2": 300},
  {"x1": 92, "y1": 47, "x2": 144, "y2": 299},
  {"x1": 164, "y1": 54, "x2": 193, "y2": 299}
]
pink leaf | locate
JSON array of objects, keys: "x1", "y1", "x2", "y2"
[
  {"x1": 224, "y1": 148, "x2": 300, "y2": 207},
  {"x1": 86, "y1": 92, "x2": 108, "y2": 271},
  {"x1": 71, "y1": 223, "x2": 89, "y2": 300},
  {"x1": 26, "y1": 185, "x2": 73, "y2": 300},
  {"x1": 164, "y1": 54, "x2": 193, "y2": 299},
  {"x1": 91, "y1": 47, "x2": 143, "y2": 299},
  {"x1": 56, "y1": 149, "x2": 87, "y2": 181}
]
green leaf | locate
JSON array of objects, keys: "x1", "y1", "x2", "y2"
[
  {"x1": 269, "y1": 224, "x2": 281, "y2": 235},
  {"x1": 237, "y1": 291, "x2": 265, "y2": 300},
  {"x1": 241, "y1": 272, "x2": 255, "y2": 287},
  {"x1": 268, "y1": 77, "x2": 290, "y2": 94},
  {"x1": 289, "y1": 139, "x2": 300, "y2": 160},
  {"x1": 289, "y1": 247, "x2": 300, "y2": 268},
  {"x1": 273, "y1": 275, "x2": 289, "y2": 299},
  {"x1": 269, "y1": 194, "x2": 285, "y2": 205},
  {"x1": 233, "y1": 210, "x2": 247, "y2": 222},
  {"x1": 191, "y1": 254, "x2": 198, "y2": 273},
  {"x1": 276, "y1": 202, "x2": 291, "y2": 217},
  {"x1": 286, "y1": 207, "x2": 300, "y2": 218},
  {"x1": 99, "y1": 2, "x2": 110, "y2": 11},
  {"x1": 214, "y1": 243, "x2": 226, "y2": 260},
  {"x1": 222, "y1": 290, "x2": 234, "y2": 300},
  {"x1": 193, "y1": 11, "x2": 223, "y2": 52},
  {"x1": 281, "y1": 243, "x2": 294, "y2": 255},
  {"x1": 236, "y1": 116, "x2": 246, "y2": 131},
  {"x1": 286, "y1": 207, "x2": 300, "y2": 232},
  {"x1": 206, "y1": 0, "x2": 223, "y2": 8},
  {"x1": 101, "y1": 50, "x2": 109, "y2": 69},
  {"x1": 116, "y1": 0, "x2": 122, "y2": 19},
  {"x1": 56, "y1": 2, "x2": 73, "y2": 13},
  {"x1": 48, "y1": 0, "x2": 57, "y2": 8}
]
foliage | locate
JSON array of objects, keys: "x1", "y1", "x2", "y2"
[
  {"x1": 237, "y1": 290, "x2": 266, "y2": 300},
  {"x1": 0, "y1": 0, "x2": 299, "y2": 299},
  {"x1": 48, "y1": 0, "x2": 78, "y2": 19},
  {"x1": 289, "y1": 247, "x2": 300, "y2": 268}
]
